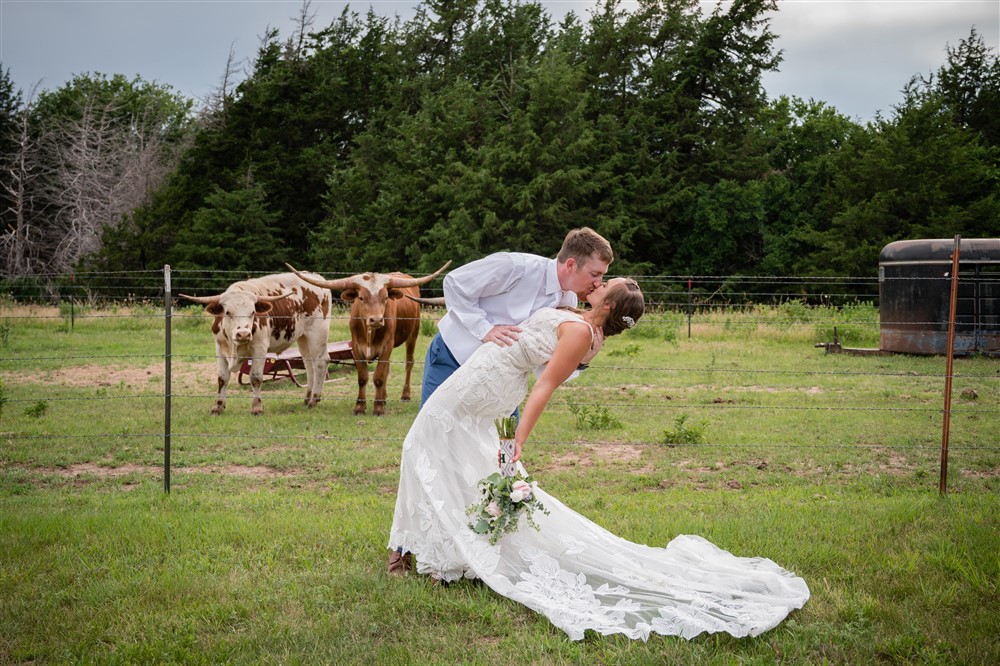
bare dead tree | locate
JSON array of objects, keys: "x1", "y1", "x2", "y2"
[
  {"x1": 287, "y1": 0, "x2": 317, "y2": 61},
  {"x1": 199, "y1": 42, "x2": 244, "y2": 127},
  {"x1": 0, "y1": 84, "x2": 50, "y2": 278},
  {"x1": 1, "y1": 77, "x2": 190, "y2": 280},
  {"x1": 41, "y1": 96, "x2": 183, "y2": 274}
]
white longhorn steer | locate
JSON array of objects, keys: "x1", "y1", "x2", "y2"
[{"x1": 180, "y1": 273, "x2": 332, "y2": 415}]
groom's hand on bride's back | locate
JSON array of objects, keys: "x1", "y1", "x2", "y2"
[{"x1": 483, "y1": 325, "x2": 523, "y2": 347}]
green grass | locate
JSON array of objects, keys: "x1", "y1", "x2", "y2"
[{"x1": 1, "y1": 303, "x2": 998, "y2": 664}]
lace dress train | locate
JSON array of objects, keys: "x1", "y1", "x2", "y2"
[{"x1": 389, "y1": 308, "x2": 809, "y2": 640}]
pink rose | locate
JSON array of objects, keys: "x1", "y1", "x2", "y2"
[
  {"x1": 509, "y1": 480, "x2": 532, "y2": 503},
  {"x1": 486, "y1": 501, "x2": 501, "y2": 518}
]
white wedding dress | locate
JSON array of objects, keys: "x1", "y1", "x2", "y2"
[{"x1": 389, "y1": 308, "x2": 809, "y2": 640}]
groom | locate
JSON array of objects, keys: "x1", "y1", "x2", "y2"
[
  {"x1": 421, "y1": 226, "x2": 614, "y2": 405},
  {"x1": 388, "y1": 226, "x2": 613, "y2": 576}
]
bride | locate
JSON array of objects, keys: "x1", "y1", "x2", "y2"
[{"x1": 389, "y1": 279, "x2": 809, "y2": 641}]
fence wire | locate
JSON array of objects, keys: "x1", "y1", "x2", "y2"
[
  {"x1": 7, "y1": 432, "x2": 998, "y2": 452},
  {"x1": 2, "y1": 269, "x2": 998, "y2": 481}
]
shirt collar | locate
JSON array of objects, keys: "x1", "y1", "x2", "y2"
[{"x1": 545, "y1": 258, "x2": 563, "y2": 296}]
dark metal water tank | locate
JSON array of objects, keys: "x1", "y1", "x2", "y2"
[{"x1": 879, "y1": 238, "x2": 1000, "y2": 355}]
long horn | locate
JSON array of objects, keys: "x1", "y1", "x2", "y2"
[
  {"x1": 285, "y1": 263, "x2": 358, "y2": 291},
  {"x1": 178, "y1": 293, "x2": 221, "y2": 305},
  {"x1": 405, "y1": 295, "x2": 447, "y2": 306},
  {"x1": 386, "y1": 260, "x2": 452, "y2": 289}
]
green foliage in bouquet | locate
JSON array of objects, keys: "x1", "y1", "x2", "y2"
[
  {"x1": 466, "y1": 471, "x2": 549, "y2": 546},
  {"x1": 467, "y1": 415, "x2": 548, "y2": 545}
]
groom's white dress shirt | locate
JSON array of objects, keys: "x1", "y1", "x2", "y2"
[{"x1": 437, "y1": 252, "x2": 578, "y2": 365}]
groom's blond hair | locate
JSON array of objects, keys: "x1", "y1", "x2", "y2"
[{"x1": 558, "y1": 227, "x2": 613, "y2": 266}]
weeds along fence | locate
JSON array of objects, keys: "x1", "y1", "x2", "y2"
[{"x1": 1, "y1": 267, "x2": 997, "y2": 495}]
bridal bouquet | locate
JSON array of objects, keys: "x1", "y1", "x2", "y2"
[
  {"x1": 466, "y1": 417, "x2": 549, "y2": 545},
  {"x1": 466, "y1": 471, "x2": 548, "y2": 545}
]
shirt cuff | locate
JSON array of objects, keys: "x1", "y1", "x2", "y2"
[{"x1": 472, "y1": 320, "x2": 493, "y2": 341}]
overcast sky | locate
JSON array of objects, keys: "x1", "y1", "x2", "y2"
[{"x1": 1, "y1": 1, "x2": 998, "y2": 122}]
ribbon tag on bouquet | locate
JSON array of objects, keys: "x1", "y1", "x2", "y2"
[
  {"x1": 495, "y1": 417, "x2": 517, "y2": 478},
  {"x1": 498, "y1": 438, "x2": 517, "y2": 477}
]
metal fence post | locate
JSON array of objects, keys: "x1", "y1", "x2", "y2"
[
  {"x1": 164, "y1": 265, "x2": 172, "y2": 494},
  {"x1": 939, "y1": 236, "x2": 960, "y2": 495},
  {"x1": 687, "y1": 279, "x2": 693, "y2": 339}
]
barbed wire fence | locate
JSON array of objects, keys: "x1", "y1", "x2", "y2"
[{"x1": 1, "y1": 265, "x2": 997, "y2": 495}]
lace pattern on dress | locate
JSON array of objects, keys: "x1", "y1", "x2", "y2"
[{"x1": 389, "y1": 307, "x2": 809, "y2": 638}]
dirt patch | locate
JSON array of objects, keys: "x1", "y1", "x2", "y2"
[
  {"x1": 32, "y1": 463, "x2": 161, "y2": 478},
  {"x1": 879, "y1": 453, "x2": 915, "y2": 475},
  {"x1": 960, "y1": 467, "x2": 1000, "y2": 479},
  {"x1": 674, "y1": 459, "x2": 727, "y2": 472},
  {"x1": 11, "y1": 462, "x2": 298, "y2": 480},
  {"x1": 543, "y1": 442, "x2": 644, "y2": 472},
  {"x1": 862, "y1": 447, "x2": 920, "y2": 477},
  {"x1": 6, "y1": 361, "x2": 216, "y2": 391},
  {"x1": 195, "y1": 465, "x2": 299, "y2": 478}
]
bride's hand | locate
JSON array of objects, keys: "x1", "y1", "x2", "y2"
[{"x1": 511, "y1": 438, "x2": 524, "y2": 463}]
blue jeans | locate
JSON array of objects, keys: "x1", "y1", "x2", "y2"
[
  {"x1": 420, "y1": 333, "x2": 520, "y2": 420},
  {"x1": 420, "y1": 333, "x2": 460, "y2": 406}
]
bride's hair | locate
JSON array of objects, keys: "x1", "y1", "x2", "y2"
[{"x1": 601, "y1": 279, "x2": 644, "y2": 337}]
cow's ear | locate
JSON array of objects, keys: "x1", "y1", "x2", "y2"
[
  {"x1": 206, "y1": 303, "x2": 224, "y2": 316},
  {"x1": 340, "y1": 289, "x2": 359, "y2": 303},
  {"x1": 387, "y1": 289, "x2": 406, "y2": 300},
  {"x1": 254, "y1": 301, "x2": 274, "y2": 315}
]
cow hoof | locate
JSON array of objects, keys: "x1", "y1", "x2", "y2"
[
  {"x1": 400, "y1": 396, "x2": 411, "y2": 402},
  {"x1": 210, "y1": 407, "x2": 224, "y2": 415}
]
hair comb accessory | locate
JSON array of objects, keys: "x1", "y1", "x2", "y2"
[{"x1": 622, "y1": 315, "x2": 636, "y2": 329}]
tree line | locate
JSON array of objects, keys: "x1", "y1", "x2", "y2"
[{"x1": 1, "y1": 0, "x2": 997, "y2": 295}]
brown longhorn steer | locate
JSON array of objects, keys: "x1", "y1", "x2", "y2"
[
  {"x1": 180, "y1": 274, "x2": 332, "y2": 416},
  {"x1": 287, "y1": 262, "x2": 450, "y2": 416}
]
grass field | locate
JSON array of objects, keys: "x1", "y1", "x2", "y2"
[{"x1": 1, "y1": 302, "x2": 998, "y2": 664}]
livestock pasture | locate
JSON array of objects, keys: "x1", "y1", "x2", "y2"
[{"x1": 1, "y1": 300, "x2": 998, "y2": 664}]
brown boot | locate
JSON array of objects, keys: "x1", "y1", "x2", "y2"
[{"x1": 387, "y1": 550, "x2": 412, "y2": 576}]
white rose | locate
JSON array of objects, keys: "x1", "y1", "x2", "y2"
[
  {"x1": 509, "y1": 480, "x2": 532, "y2": 503},
  {"x1": 486, "y1": 501, "x2": 501, "y2": 518}
]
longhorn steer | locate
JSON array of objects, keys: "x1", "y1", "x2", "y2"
[
  {"x1": 287, "y1": 262, "x2": 450, "y2": 416},
  {"x1": 180, "y1": 274, "x2": 332, "y2": 416}
]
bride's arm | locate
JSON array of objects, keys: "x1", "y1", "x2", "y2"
[{"x1": 511, "y1": 321, "x2": 592, "y2": 462}]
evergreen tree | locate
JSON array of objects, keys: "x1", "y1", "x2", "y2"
[
  {"x1": 584, "y1": 0, "x2": 781, "y2": 274},
  {"x1": 934, "y1": 27, "x2": 1000, "y2": 146},
  {"x1": 757, "y1": 97, "x2": 860, "y2": 276},
  {"x1": 796, "y1": 86, "x2": 999, "y2": 277},
  {"x1": 171, "y1": 179, "x2": 286, "y2": 273},
  {"x1": 68, "y1": 0, "x2": 998, "y2": 282}
]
